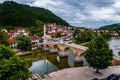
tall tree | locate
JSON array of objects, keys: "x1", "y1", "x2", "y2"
[
  {"x1": 28, "y1": 20, "x2": 44, "y2": 36},
  {"x1": 73, "y1": 27, "x2": 77, "y2": 38},
  {"x1": 0, "y1": 31, "x2": 10, "y2": 46},
  {"x1": 0, "y1": 44, "x2": 31, "y2": 80},
  {"x1": 101, "y1": 33, "x2": 111, "y2": 40},
  {"x1": 16, "y1": 35, "x2": 31, "y2": 51},
  {"x1": 74, "y1": 30, "x2": 94, "y2": 44},
  {"x1": 80, "y1": 30, "x2": 93, "y2": 43},
  {"x1": 84, "y1": 35, "x2": 113, "y2": 73},
  {"x1": 73, "y1": 28, "x2": 81, "y2": 44}
]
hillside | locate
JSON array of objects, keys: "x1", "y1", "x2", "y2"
[
  {"x1": 99, "y1": 23, "x2": 120, "y2": 31},
  {"x1": 0, "y1": 1, "x2": 69, "y2": 27}
]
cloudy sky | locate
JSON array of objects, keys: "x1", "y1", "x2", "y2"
[{"x1": 1, "y1": 0, "x2": 120, "y2": 28}]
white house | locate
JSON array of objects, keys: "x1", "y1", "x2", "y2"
[
  {"x1": 8, "y1": 27, "x2": 29, "y2": 38},
  {"x1": 30, "y1": 35, "x2": 43, "y2": 47}
]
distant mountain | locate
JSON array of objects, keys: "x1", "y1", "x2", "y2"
[
  {"x1": 0, "y1": 1, "x2": 69, "y2": 27},
  {"x1": 99, "y1": 23, "x2": 120, "y2": 31}
]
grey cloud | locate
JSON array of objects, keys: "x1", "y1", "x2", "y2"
[
  {"x1": 34, "y1": 0, "x2": 120, "y2": 28},
  {"x1": 89, "y1": 0, "x2": 114, "y2": 7}
]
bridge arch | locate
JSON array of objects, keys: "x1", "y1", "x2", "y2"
[
  {"x1": 58, "y1": 47, "x2": 70, "y2": 57},
  {"x1": 49, "y1": 44, "x2": 59, "y2": 53},
  {"x1": 40, "y1": 44, "x2": 49, "y2": 48},
  {"x1": 42, "y1": 44, "x2": 50, "y2": 51},
  {"x1": 40, "y1": 44, "x2": 44, "y2": 51},
  {"x1": 64, "y1": 47, "x2": 74, "y2": 52},
  {"x1": 53, "y1": 45, "x2": 59, "y2": 49},
  {"x1": 46, "y1": 45, "x2": 49, "y2": 48}
]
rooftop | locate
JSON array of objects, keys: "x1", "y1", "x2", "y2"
[{"x1": 8, "y1": 38, "x2": 16, "y2": 43}]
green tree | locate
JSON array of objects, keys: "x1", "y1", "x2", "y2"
[
  {"x1": 28, "y1": 20, "x2": 44, "y2": 37},
  {"x1": 0, "y1": 44, "x2": 31, "y2": 80},
  {"x1": 35, "y1": 20, "x2": 44, "y2": 37},
  {"x1": 73, "y1": 28, "x2": 82, "y2": 44},
  {"x1": 74, "y1": 39, "x2": 81, "y2": 44},
  {"x1": 74, "y1": 30, "x2": 94, "y2": 44},
  {"x1": 101, "y1": 33, "x2": 111, "y2": 40},
  {"x1": 80, "y1": 30, "x2": 93, "y2": 42},
  {"x1": 0, "y1": 31, "x2": 10, "y2": 46},
  {"x1": 55, "y1": 32, "x2": 61, "y2": 38},
  {"x1": 16, "y1": 35, "x2": 31, "y2": 51},
  {"x1": 84, "y1": 35, "x2": 113, "y2": 73},
  {"x1": 73, "y1": 27, "x2": 77, "y2": 38},
  {"x1": 0, "y1": 44, "x2": 15, "y2": 59}
]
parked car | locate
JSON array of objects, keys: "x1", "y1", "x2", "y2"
[
  {"x1": 92, "y1": 74, "x2": 120, "y2": 80},
  {"x1": 107, "y1": 74, "x2": 120, "y2": 80}
]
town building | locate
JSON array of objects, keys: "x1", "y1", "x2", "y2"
[
  {"x1": 30, "y1": 35, "x2": 43, "y2": 47},
  {"x1": 7, "y1": 27, "x2": 43, "y2": 49},
  {"x1": 8, "y1": 38, "x2": 17, "y2": 48},
  {"x1": 8, "y1": 27, "x2": 29, "y2": 38}
]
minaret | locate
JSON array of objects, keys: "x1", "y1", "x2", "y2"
[
  {"x1": 44, "y1": 24, "x2": 46, "y2": 43},
  {"x1": 44, "y1": 24, "x2": 46, "y2": 37}
]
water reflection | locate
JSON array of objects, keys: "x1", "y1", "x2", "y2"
[
  {"x1": 57, "y1": 56, "x2": 60, "y2": 62},
  {"x1": 29, "y1": 59, "x2": 57, "y2": 75},
  {"x1": 22, "y1": 48, "x2": 83, "y2": 75},
  {"x1": 67, "y1": 48, "x2": 75, "y2": 67}
]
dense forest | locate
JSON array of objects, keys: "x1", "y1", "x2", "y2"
[
  {"x1": 0, "y1": 1, "x2": 69, "y2": 36},
  {"x1": 99, "y1": 23, "x2": 120, "y2": 31}
]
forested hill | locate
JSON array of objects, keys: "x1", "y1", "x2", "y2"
[
  {"x1": 0, "y1": 1, "x2": 69, "y2": 27},
  {"x1": 99, "y1": 23, "x2": 120, "y2": 31}
]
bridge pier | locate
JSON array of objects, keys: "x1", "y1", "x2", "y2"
[
  {"x1": 49, "y1": 48, "x2": 58, "y2": 53},
  {"x1": 40, "y1": 45, "x2": 44, "y2": 51},
  {"x1": 74, "y1": 56, "x2": 83, "y2": 63},
  {"x1": 41, "y1": 46, "x2": 49, "y2": 52},
  {"x1": 59, "y1": 51, "x2": 68, "y2": 58}
]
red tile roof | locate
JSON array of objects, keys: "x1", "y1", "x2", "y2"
[
  {"x1": 29, "y1": 35, "x2": 39, "y2": 40},
  {"x1": 8, "y1": 38, "x2": 16, "y2": 43},
  {"x1": 46, "y1": 33, "x2": 56, "y2": 36}
]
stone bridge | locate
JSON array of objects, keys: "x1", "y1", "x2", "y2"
[{"x1": 40, "y1": 42, "x2": 88, "y2": 62}]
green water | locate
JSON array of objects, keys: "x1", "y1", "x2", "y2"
[{"x1": 20, "y1": 49, "x2": 83, "y2": 75}]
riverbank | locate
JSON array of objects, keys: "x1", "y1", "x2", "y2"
[
  {"x1": 16, "y1": 48, "x2": 44, "y2": 56},
  {"x1": 111, "y1": 37, "x2": 120, "y2": 39},
  {"x1": 17, "y1": 51, "x2": 32, "y2": 56},
  {"x1": 46, "y1": 66, "x2": 120, "y2": 80}
]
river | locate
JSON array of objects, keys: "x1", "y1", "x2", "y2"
[
  {"x1": 108, "y1": 38, "x2": 120, "y2": 56},
  {"x1": 21, "y1": 39, "x2": 119, "y2": 75},
  {"x1": 21, "y1": 50, "x2": 82, "y2": 75}
]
